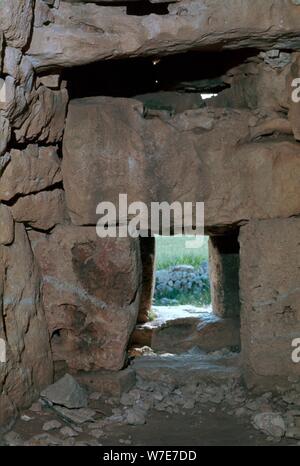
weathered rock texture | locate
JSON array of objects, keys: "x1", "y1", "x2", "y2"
[
  {"x1": 63, "y1": 97, "x2": 300, "y2": 230},
  {"x1": 132, "y1": 313, "x2": 240, "y2": 354},
  {"x1": 0, "y1": 145, "x2": 62, "y2": 201},
  {"x1": 30, "y1": 226, "x2": 142, "y2": 373},
  {"x1": 0, "y1": 224, "x2": 53, "y2": 430},
  {"x1": 240, "y1": 218, "x2": 300, "y2": 390},
  {"x1": 62, "y1": 47, "x2": 300, "y2": 392},
  {"x1": 1, "y1": 0, "x2": 300, "y2": 431},
  {"x1": 28, "y1": 1, "x2": 300, "y2": 70},
  {"x1": 0, "y1": 0, "x2": 67, "y2": 429}
]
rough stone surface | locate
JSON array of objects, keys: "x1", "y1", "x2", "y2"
[
  {"x1": 53, "y1": 406, "x2": 96, "y2": 425},
  {"x1": 134, "y1": 308, "x2": 240, "y2": 354},
  {"x1": 240, "y1": 218, "x2": 300, "y2": 390},
  {"x1": 11, "y1": 189, "x2": 67, "y2": 231},
  {"x1": 63, "y1": 97, "x2": 300, "y2": 229},
  {"x1": 0, "y1": 145, "x2": 62, "y2": 201},
  {"x1": 0, "y1": 116, "x2": 11, "y2": 157},
  {"x1": 2, "y1": 348, "x2": 300, "y2": 445},
  {"x1": 0, "y1": 0, "x2": 68, "y2": 429},
  {"x1": 0, "y1": 204, "x2": 14, "y2": 245},
  {"x1": 76, "y1": 368, "x2": 136, "y2": 399},
  {"x1": 125, "y1": 407, "x2": 146, "y2": 426},
  {"x1": 42, "y1": 420, "x2": 62, "y2": 431},
  {"x1": 3, "y1": 431, "x2": 24, "y2": 446},
  {"x1": 132, "y1": 350, "x2": 241, "y2": 387},
  {"x1": 41, "y1": 374, "x2": 88, "y2": 409},
  {"x1": 30, "y1": 226, "x2": 142, "y2": 372},
  {"x1": 28, "y1": 1, "x2": 300, "y2": 70},
  {"x1": 0, "y1": 0, "x2": 33, "y2": 49},
  {"x1": 155, "y1": 263, "x2": 209, "y2": 302},
  {"x1": 60, "y1": 426, "x2": 79, "y2": 438},
  {"x1": 209, "y1": 58, "x2": 292, "y2": 113},
  {"x1": 252, "y1": 413, "x2": 286, "y2": 439},
  {"x1": 14, "y1": 86, "x2": 68, "y2": 143},
  {"x1": 1, "y1": 0, "x2": 300, "y2": 435},
  {"x1": 0, "y1": 223, "x2": 53, "y2": 430}
]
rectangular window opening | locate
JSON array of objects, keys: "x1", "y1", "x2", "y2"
[{"x1": 129, "y1": 233, "x2": 241, "y2": 357}]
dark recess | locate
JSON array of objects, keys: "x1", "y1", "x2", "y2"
[
  {"x1": 126, "y1": 1, "x2": 169, "y2": 15},
  {"x1": 63, "y1": 49, "x2": 259, "y2": 99}
]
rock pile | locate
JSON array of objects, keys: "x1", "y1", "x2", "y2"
[
  {"x1": 2, "y1": 353, "x2": 300, "y2": 445},
  {"x1": 121, "y1": 354, "x2": 300, "y2": 443},
  {"x1": 155, "y1": 262, "x2": 210, "y2": 304}
]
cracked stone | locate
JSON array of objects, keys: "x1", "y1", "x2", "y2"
[{"x1": 41, "y1": 374, "x2": 88, "y2": 409}]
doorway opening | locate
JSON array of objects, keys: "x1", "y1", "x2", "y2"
[{"x1": 129, "y1": 232, "x2": 241, "y2": 357}]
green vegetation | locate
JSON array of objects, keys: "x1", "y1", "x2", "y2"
[
  {"x1": 154, "y1": 287, "x2": 211, "y2": 307},
  {"x1": 154, "y1": 236, "x2": 211, "y2": 307},
  {"x1": 155, "y1": 236, "x2": 209, "y2": 270},
  {"x1": 147, "y1": 309, "x2": 158, "y2": 321}
]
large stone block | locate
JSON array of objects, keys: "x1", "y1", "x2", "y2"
[
  {"x1": 63, "y1": 97, "x2": 205, "y2": 227},
  {"x1": 28, "y1": 0, "x2": 300, "y2": 70},
  {"x1": 10, "y1": 189, "x2": 67, "y2": 231},
  {"x1": 0, "y1": 223, "x2": 53, "y2": 430},
  {"x1": 151, "y1": 315, "x2": 240, "y2": 354},
  {"x1": 209, "y1": 57, "x2": 292, "y2": 113},
  {"x1": 239, "y1": 218, "x2": 300, "y2": 390},
  {"x1": 0, "y1": 145, "x2": 62, "y2": 201},
  {"x1": 30, "y1": 226, "x2": 142, "y2": 372},
  {"x1": 14, "y1": 86, "x2": 69, "y2": 143},
  {"x1": 0, "y1": 0, "x2": 33, "y2": 49},
  {"x1": 0, "y1": 115, "x2": 11, "y2": 157},
  {"x1": 63, "y1": 97, "x2": 300, "y2": 230},
  {"x1": 76, "y1": 367, "x2": 136, "y2": 399}
]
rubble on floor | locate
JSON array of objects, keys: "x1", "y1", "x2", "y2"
[
  {"x1": 1, "y1": 349, "x2": 300, "y2": 446},
  {"x1": 41, "y1": 374, "x2": 88, "y2": 409}
]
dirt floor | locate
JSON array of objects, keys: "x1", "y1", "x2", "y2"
[
  {"x1": 0, "y1": 401, "x2": 294, "y2": 447},
  {"x1": 0, "y1": 346, "x2": 298, "y2": 447},
  {"x1": 101, "y1": 408, "x2": 292, "y2": 447}
]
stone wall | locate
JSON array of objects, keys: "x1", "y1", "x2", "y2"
[
  {"x1": 62, "y1": 80, "x2": 300, "y2": 230},
  {"x1": 27, "y1": 0, "x2": 300, "y2": 69},
  {"x1": 61, "y1": 48, "x2": 300, "y2": 391},
  {"x1": 240, "y1": 219, "x2": 300, "y2": 390},
  {"x1": 0, "y1": 0, "x2": 67, "y2": 430},
  {"x1": 0, "y1": 0, "x2": 300, "y2": 429},
  {"x1": 61, "y1": 49, "x2": 300, "y2": 390},
  {"x1": 155, "y1": 263, "x2": 210, "y2": 306},
  {"x1": 30, "y1": 227, "x2": 142, "y2": 374}
]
